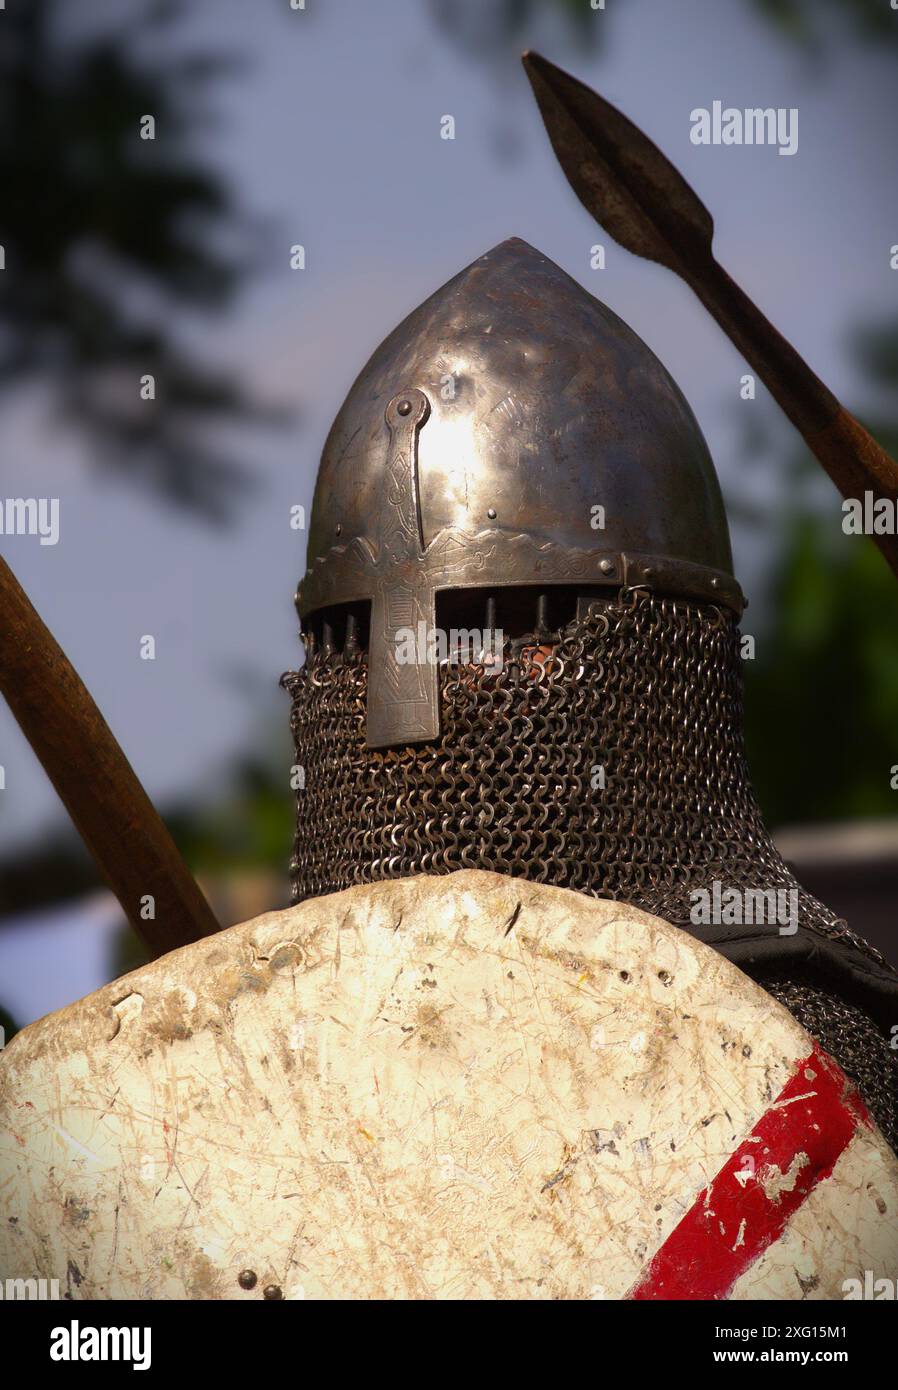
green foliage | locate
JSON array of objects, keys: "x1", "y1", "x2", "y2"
[
  {"x1": 744, "y1": 505, "x2": 898, "y2": 825},
  {"x1": 741, "y1": 310, "x2": 898, "y2": 827},
  {"x1": 171, "y1": 752, "x2": 295, "y2": 875}
]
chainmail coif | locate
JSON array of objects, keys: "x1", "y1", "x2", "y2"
[{"x1": 283, "y1": 589, "x2": 898, "y2": 1147}]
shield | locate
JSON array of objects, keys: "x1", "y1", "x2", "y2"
[{"x1": 1, "y1": 872, "x2": 895, "y2": 1299}]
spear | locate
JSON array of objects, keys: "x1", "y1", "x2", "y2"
[
  {"x1": 0, "y1": 553, "x2": 221, "y2": 957},
  {"x1": 522, "y1": 50, "x2": 898, "y2": 580}
]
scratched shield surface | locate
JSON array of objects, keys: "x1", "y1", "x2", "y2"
[{"x1": 1, "y1": 870, "x2": 895, "y2": 1300}]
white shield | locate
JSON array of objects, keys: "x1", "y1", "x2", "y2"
[{"x1": 1, "y1": 870, "x2": 895, "y2": 1300}]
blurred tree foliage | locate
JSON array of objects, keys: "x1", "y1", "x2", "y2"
[
  {"x1": 432, "y1": 0, "x2": 898, "y2": 56},
  {"x1": 743, "y1": 314, "x2": 898, "y2": 826},
  {"x1": 749, "y1": 0, "x2": 898, "y2": 47},
  {"x1": 0, "y1": 0, "x2": 270, "y2": 519}
]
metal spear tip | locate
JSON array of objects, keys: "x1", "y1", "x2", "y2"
[{"x1": 521, "y1": 49, "x2": 714, "y2": 276}]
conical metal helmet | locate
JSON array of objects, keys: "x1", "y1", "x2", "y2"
[
  {"x1": 286, "y1": 239, "x2": 898, "y2": 1149},
  {"x1": 297, "y1": 237, "x2": 743, "y2": 748}
]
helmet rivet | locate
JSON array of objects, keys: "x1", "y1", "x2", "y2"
[
  {"x1": 643, "y1": 567, "x2": 655, "y2": 580},
  {"x1": 397, "y1": 398, "x2": 412, "y2": 416},
  {"x1": 263, "y1": 1284, "x2": 284, "y2": 1300},
  {"x1": 487, "y1": 507, "x2": 497, "y2": 520},
  {"x1": 335, "y1": 523, "x2": 342, "y2": 537},
  {"x1": 238, "y1": 1269, "x2": 257, "y2": 1290},
  {"x1": 711, "y1": 576, "x2": 719, "y2": 588},
  {"x1": 599, "y1": 559, "x2": 613, "y2": 574}
]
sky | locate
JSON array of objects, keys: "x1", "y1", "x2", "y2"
[{"x1": 1, "y1": 0, "x2": 896, "y2": 858}]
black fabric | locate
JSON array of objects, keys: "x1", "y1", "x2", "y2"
[{"x1": 688, "y1": 920, "x2": 898, "y2": 1035}]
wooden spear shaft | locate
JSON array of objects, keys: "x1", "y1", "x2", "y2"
[
  {"x1": 522, "y1": 51, "x2": 898, "y2": 580},
  {"x1": 0, "y1": 553, "x2": 221, "y2": 957}
]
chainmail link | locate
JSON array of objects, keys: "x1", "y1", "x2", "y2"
[{"x1": 283, "y1": 589, "x2": 897, "y2": 1146}]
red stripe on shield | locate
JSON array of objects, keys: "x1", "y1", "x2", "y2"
[{"x1": 629, "y1": 1042, "x2": 870, "y2": 1300}]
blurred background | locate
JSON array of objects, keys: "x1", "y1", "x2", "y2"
[{"x1": 1, "y1": 0, "x2": 897, "y2": 1042}]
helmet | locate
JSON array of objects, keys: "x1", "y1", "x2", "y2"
[
  {"x1": 285, "y1": 238, "x2": 898, "y2": 1147},
  {"x1": 297, "y1": 237, "x2": 742, "y2": 747}
]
